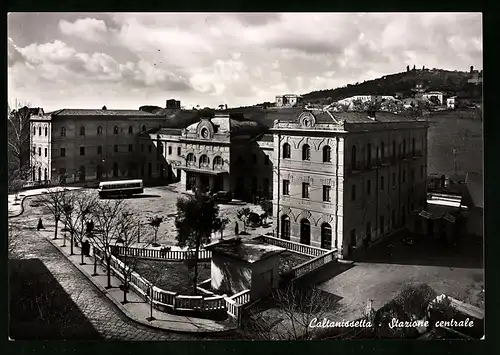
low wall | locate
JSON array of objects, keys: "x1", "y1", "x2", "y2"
[
  {"x1": 255, "y1": 235, "x2": 330, "y2": 257},
  {"x1": 111, "y1": 245, "x2": 211, "y2": 261}
]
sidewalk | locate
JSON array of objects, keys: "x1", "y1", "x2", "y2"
[{"x1": 37, "y1": 226, "x2": 236, "y2": 334}]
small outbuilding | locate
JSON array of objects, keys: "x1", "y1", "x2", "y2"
[{"x1": 205, "y1": 237, "x2": 286, "y2": 300}]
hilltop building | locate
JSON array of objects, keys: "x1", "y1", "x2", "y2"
[
  {"x1": 30, "y1": 104, "x2": 428, "y2": 259},
  {"x1": 422, "y1": 91, "x2": 444, "y2": 105},
  {"x1": 275, "y1": 94, "x2": 302, "y2": 107}
]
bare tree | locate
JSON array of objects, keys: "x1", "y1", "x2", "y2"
[
  {"x1": 37, "y1": 187, "x2": 68, "y2": 240},
  {"x1": 115, "y1": 210, "x2": 149, "y2": 304},
  {"x1": 148, "y1": 216, "x2": 163, "y2": 247},
  {"x1": 89, "y1": 199, "x2": 125, "y2": 288},
  {"x1": 141, "y1": 260, "x2": 167, "y2": 321},
  {"x1": 72, "y1": 191, "x2": 98, "y2": 265},
  {"x1": 242, "y1": 283, "x2": 339, "y2": 340},
  {"x1": 237, "y1": 207, "x2": 251, "y2": 233},
  {"x1": 8, "y1": 101, "x2": 36, "y2": 183}
]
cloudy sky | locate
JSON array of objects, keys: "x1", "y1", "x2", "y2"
[{"x1": 8, "y1": 12, "x2": 482, "y2": 111}]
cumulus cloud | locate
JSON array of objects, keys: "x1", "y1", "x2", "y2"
[
  {"x1": 59, "y1": 17, "x2": 108, "y2": 42},
  {"x1": 8, "y1": 12, "x2": 482, "y2": 110}
]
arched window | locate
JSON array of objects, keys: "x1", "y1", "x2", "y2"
[
  {"x1": 128, "y1": 125, "x2": 133, "y2": 134},
  {"x1": 159, "y1": 143, "x2": 164, "y2": 155},
  {"x1": 80, "y1": 126, "x2": 85, "y2": 136},
  {"x1": 321, "y1": 223, "x2": 332, "y2": 249},
  {"x1": 300, "y1": 219, "x2": 311, "y2": 245},
  {"x1": 44, "y1": 127, "x2": 48, "y2": 136},
  {"x1": 97, "y1": 126, "x2": 103, "y2": 135},
  {"x1": 39, "y1": 127, "x2": 42, "y2": 136},
  {"x1": 302, "y1": 144, "x2": 310, "y2": 161},
  {"x1": 352, "y1": 145, "x2": 357, "y2": 170},
  {"x1": 61, "y1": 127, "x2": 66, "y2": 136},
  {"x1": 323, "y1": 145, "x2": 331, "y2": 162},
  {"x1": 412, "y1": 138, "x2": 416, "y2": 157},
  {"x1": 282, "y1": 143, "x2": 291, "y2": 159},
  {"x1": 213, "y1": 156, "x2": 223, "y2": 169},
  {"x1": 38, "y1": 167, "x2": 41, "y2": 182},
  {"x1": 199, "y1": 154, "x2": 209, "y2": 168},
  {"x1": 32, "y1": 167, "x2": 36, "y2": 181},
  {"x1": 44, "y1": 168, "x2": 47, "y2": 181},
  {"x1": 281, "y1": 215, "x2": 291, "y2": 240},
  {"x1": 113, "y1": 162, "x2": 119, "y2": 177},
  {"x1": 142, "y1": 125, "x2": 146, "y2": 132},
  {"x1": 113, "y1": 126, "x2": 119, "y2": 134},
  {"x1": 33, "y1": 127, "x2": 36, "y2": 136},
  {"x1": 186, "y1": 153, "x2": 196, "y2": 164}
]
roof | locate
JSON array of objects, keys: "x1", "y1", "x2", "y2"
[
  {"x1": 48, "y1": 109, "x2": 157, "y2": 117},
  {"x1": 205, "y1": 237, "x2": 286, "y2": 263},
  {"x1": 257, "y1": 133, "x2": 274, "y2": 142}
]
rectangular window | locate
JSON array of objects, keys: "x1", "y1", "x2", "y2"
[
  {"x1": 141, "y1": 144, "x2": 144, "y2": 153},
  {"x1": 33, "y1": 147, "x2": 36, "y2": 155},
  {"x1": 177, "y1": 147, "x2": 181, "y2": 156},
  {"x1": 114, "y1": 145, "x2": 118, "y2": 153},
  {"x1": 252, "y1": 154, "x2": 257, "y2": 164},
  {"x1": 44, "y1": 148, "x2": 47, "y2": 157},
  {"x1": 380, "y1": 215, "x2": 385, "y2": 234},
  {"x1": 411, "y1": 168, "x2": 415, "y2": 182},
  {"x1": 148, "y1": 145, "x2": 152, "y2": 153},
  {"x1": 283, "y1": 180, "x2": 290, "y2": 195},
  {"x1": 380, "y1": 176, "x2": 384, "y2": 191},
  {"x1": 302, "y1": 182, "x2": 310, "y2": 199},
  {"x1": 97, "y1": 145, "x2": 102, "y2": 155},
  {"x1": 60, "y1": 148, "x2": 66, "y2": 157},
  {"x1": 403, "y1": 169, "x2": 406, "y2": 183},
  {"x1": 420, "y1": 165, "x2": 424, "y2": 178},
  {"x1": 168, "y1": 146, "x2": 172, "y2": 155},
  {"x1": 366, "y1": 179, "x2": 371, "y2": 195},
  {"x1": 392, "y1": 172, "x2": 396, "y2": 187},
  {"x1": 323, "y1": 185, "x2": 331, "y2": 202},
  {"x1": 38, "y1": 148, "x2": 41, "y2": 156},
  {"x1": 80, "y1": 147, "x2": 85, "y2": 156},
  {"x1": 128, "y1": 144, "x2": 133, "y2": 152}
]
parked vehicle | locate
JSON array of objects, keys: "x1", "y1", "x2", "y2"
[
  {"x1": 98, "y1": 179, "x2": 144, "y2": 198},
  {"x1": 212, "y1": 191, "x2": 233, "y2": 203}
]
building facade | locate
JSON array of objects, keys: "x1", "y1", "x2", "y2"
[
  {"x1": 30, "y1": 108, "x2": 169, "y2": 184},
  {"x1": 275, "y1": 94, "x2": 302, "y2": 107},
  {"x1": 271, "y1": 110, "x2": 428, "y2": 258}
]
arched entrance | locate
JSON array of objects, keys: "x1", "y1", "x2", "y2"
[
  {"x1": 281, "y1": 215, "x2": 290, "y2": 240},
  {"x1": 300, "y1": 219, "x2": 311, "y2": 245}
]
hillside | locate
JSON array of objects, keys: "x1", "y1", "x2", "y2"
[{"x1": 302, "y1": 69, "x2": 482, "y2": 103}]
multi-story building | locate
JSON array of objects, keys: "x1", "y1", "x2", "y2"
[
  {"x1": 271, "y1": 109, "x2": 428, "y2": 258},
  {"x1": 30, "y1": 104, "x2": 428, "y2": 259},
  {"x1": 30, "y1": 108, "x2": 169, "y2": 184}
]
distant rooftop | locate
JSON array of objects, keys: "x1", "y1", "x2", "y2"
[
  {"x1": 205, "y1": 237, "x2": 286, "y2": 263},
  {"x1": 47, "y1": 109, "x2": 156, "y2": 117}
]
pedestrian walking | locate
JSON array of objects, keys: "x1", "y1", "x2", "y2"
[{"x1": 37, "y1": 218, "x2": 44, "y2": 231}]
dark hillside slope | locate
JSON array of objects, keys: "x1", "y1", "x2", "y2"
[{"x1": 302, "y1": 69, "x2": 481, "y2": 102}]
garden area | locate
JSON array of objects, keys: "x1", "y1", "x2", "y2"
[{"x1": 278, "y1": 251, "x2": 311, "y2": 275}]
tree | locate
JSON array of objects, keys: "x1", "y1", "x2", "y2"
[
  {"x1": 38, "y1": 187, "x2": 68, "y2": 240},
  {"x1": 237, "y1": 207, "x2": 252, "y2": 233},
  {"x1": 89, "y1": 199, "x2": 125, "y2": 288},
  {"x1": 8, "y1": 102, "x2": 38, "y2": 183},
  {"x1": 241, "y1": 283, "x2": 340, "y2": 340},
  {"x1": 213, "y1": 216, "x2": 230, "y2": 240},
  {"x1": 148, "y1": 216, "x2": 163, "y2": 247},
  {"x1": 175, "y1": 190, "x2": 220, "y2": 295},
  {"x1": 141, "y1": 260, "x2": 166, "y2": 321},
  {"x1": 115, "y1": 210, "x2": 146, "y2": 304},
  {"x1": 72, "y1": 191, "x2": 98, "y2": 265}
]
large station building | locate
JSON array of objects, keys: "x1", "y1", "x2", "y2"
[{"x1": 30, "y1": 103, "x2": 428, "y2": 258}]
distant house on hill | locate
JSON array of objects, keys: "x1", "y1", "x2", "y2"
[
  {"x1": 422, "y1": 91, "x2": 444, "y2": 105},
  {"x1": 275, "y1": 94, "x2": 302, "y2": 107},
  {"x1": 447, "y1": 96, "x2": 457, "y2": 109}
]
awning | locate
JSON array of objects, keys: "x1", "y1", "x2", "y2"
[{"x1": 179, "y1": 166, "x2": 228, "y2": 175}]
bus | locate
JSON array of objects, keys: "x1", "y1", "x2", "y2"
[{"x1": 98, "y1": 179, "x2": 144, "y2": 198}]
